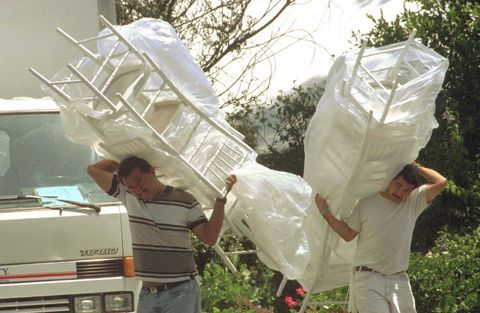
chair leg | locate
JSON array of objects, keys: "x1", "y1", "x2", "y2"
[
  {"x1": 276, "y1": 275, "x2": 288, "y2": 297},
  {"x1": 213, "y1": 243, "x2": 237, "y2": 273},
  {"x1": 298, "y1": 290, "x2": 313, "y2": 313}
]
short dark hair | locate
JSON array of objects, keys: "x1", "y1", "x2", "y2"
[
  {"x1": 117, "y1": 156, "x2": 152, "y2": 179},
  {"x1": 394, "y1": 164, "x2": 423, "y2": 188}
]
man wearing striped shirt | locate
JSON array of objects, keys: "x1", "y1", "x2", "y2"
[{"x1": 87, "y1": 156, "x2": 236, "y2": 313}]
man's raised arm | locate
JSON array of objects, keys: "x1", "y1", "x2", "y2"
[
  {"x1": 415, "y1": 163, "x2": 447, "y2": 203},
  {"x1": 87, "y1": 159, "x2": 119, "y2": 193},
  {"x1": 192, "y1": 175, "x2": 237, "y2": 246}
]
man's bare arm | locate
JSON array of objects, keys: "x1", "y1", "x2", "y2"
[
  {"x1": 87, "y1": 159, "x2": 119, "y2": 193},
  {"x1": 192, "y1": 175, "x2": 237, "y2": 246},
  {"x1": 415, "y1": 163, "x2": 447, "y2": 203}
]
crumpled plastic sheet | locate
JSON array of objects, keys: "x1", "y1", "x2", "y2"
[
  {"x1": 299, "y1": 39, "x2": 449, "y2": 292},
  {"x1": 230, "y1": 161, "x2": 312, "y2": 279},
  {"x1": 43, "y1": 18, "x2": 313, "y2": 280}
]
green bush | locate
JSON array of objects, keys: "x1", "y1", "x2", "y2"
[
  {"x1": 409, "y1": 227, "x2": 480, "y2": 312},
  {"x1": 198, "y1": 227, "x2": 480, "y2": 312},
  {"x1": 200, "y1": 261, "x2": 275, "y2": 312}
]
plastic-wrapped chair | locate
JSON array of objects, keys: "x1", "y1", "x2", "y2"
[
  {"x1": 30, "y1": 15, "x2": 255, "y2": 208},
  {"x1": 297, "y1": 31, "x2": 448, "y2": 312}
]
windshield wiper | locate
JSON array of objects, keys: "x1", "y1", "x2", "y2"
[{"x1": 16, "y1": 195, "x2": 101, "y2": 213}]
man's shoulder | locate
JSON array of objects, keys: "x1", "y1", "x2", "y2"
[
  {"x1": 405, "y1": 184, "x2": 428, "y2": 207},
  {"x1": 160, "y1": 186, "x2": 198, "y2": 205},
  {"x1": 411, "y1": 184, "x2": 427, "y2": 196}
]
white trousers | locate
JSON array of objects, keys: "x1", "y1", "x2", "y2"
[{"x1": 350, "y1": 271, "x2": 416, "y2": 313}]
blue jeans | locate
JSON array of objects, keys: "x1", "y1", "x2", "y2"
[{"x1": 138, "y1": 279, "x2": 201, "y2": 313}]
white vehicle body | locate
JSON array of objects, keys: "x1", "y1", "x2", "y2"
[{"x1": 0, "y1": 98, "x2": 141, "y2": 313}]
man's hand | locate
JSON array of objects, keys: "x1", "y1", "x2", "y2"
[
  {"x1": 315, "y1": 193, "x2": 329, "y2": 211},
  {"x1": 315, "y1": 193, "x2": 359, "y2": 241},
  {"x1": 225, "y1": 174, "x2": 237, "y2": 196}
]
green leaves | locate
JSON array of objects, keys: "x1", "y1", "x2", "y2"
[
  {"x1": 201, "y1": 261, "x2": 274, "y2": 312},
  {"x1": 228, "y1": 84, "x2": 324, "y2": 175},
  {"x1": 409, "y1": 227, "x2": 480, "y2": 312}
]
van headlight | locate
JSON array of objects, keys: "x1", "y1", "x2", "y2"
[
  {"x1": 74, "y1": 295, "x2": 102, "y2": 313},
  {"x1": 104, "y1": 293, "x2": 134, "y2": 312},
  {"x1": 73, "y1": 293, "x2": 133, "y2": 313}
]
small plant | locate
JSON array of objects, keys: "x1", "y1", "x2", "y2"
[{"x1": 201, "y1": 261, "x2": 274, "y2": 312}]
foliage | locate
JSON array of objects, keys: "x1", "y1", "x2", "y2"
[
  {"x1": 201, "y1": 262, "x2": 268, "y2": 312},
  {"x1": 193, "y1": 234, "x2": 279, "y2": 311},
  {"x1": 409, "y1": 227, "x2": 480, "y2": 312},
  {"x1": 115, "y1": 0, "x2": 303, "y2": 108},
  {"x1": 199, "y1": 248, "x2": 286, "y2": 313},
  {"x1": 228, "y1": 84, "x2": 324, "y2": 174},
  {"x1": 256, "y1": 85, "x2": 323, "y2": 175},
  {"x1": 199, "y1": 249, "x2": 349, "y2": 313},
  {"x1": 354, "y1": 0, "x2": 480, "y2": 251}
]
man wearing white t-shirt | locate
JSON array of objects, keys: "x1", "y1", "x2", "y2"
[{"x1": 315, "y1": 163, "x2": 447, "y2": 313}]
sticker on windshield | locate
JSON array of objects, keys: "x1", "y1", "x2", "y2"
[
  {"x1": 34, "y1": 185, "x2": 85, "y2": 205},
  {"x1": 0, "y1": 131, "x2": 10, "y2": 176}
]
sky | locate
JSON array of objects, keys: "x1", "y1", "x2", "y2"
[{"x1": 246, "y1": 0, "x2": 406, "y2": 97}]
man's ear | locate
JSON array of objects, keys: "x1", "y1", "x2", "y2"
[{"x1": 149, "y1": 166, "x2": 155, "y2": 176}]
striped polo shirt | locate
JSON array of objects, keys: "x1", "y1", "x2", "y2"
[{"x1": 108, "y1": 175, "x2": 207, "y2": 283}]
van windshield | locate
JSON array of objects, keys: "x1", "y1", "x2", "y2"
[{"x1": 0, "y1": 112, "x2": 116, "y2": 208}]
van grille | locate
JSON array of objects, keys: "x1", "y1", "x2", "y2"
[
  {"x1": 76, "y1": 259, "x2": 123, "y2": 279},
  {"x1": 0, "y1": 297, "x2": 70, "y2": 312}
]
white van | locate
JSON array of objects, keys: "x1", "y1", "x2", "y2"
[{"x1": 0, "y1": 98, "x2": 140, "y2": 313}]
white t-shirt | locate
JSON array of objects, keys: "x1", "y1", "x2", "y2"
[{"x1": 346, "y1": 185, "x2": 428, "y2": 274}]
